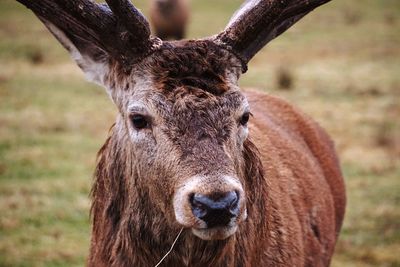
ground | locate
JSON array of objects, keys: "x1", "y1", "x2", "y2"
[{"x1": 0, "y1": 0, "x2": 399, "y2": 266}]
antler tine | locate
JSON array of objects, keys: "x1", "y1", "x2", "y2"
[
  {"x1": 215, "y1": 0, "x2": 331, "y2": 71},
  {"x1": 105, "y1": 0, "x2": 151, "y2": 41},
  {"x1": 16, "y1": 0, "x2": 156, "y2": 66},
  {"x1": 104, "y1": 0, "x2": 158, "y2": 63},
  {"x1": 269, "y1": 0, "x2": 331, "y2": 39}
]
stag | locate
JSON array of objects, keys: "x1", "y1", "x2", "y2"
[
  {"x1": 150, "y1": 0, "x2": 189, "y2": 40},
  {"x1": 16, "y1": 0, "x2": 346, "y2": 266}
]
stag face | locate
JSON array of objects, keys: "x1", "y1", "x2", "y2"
[{"x1": 106, "y1": 42, "x2": 249, "y2": 240}]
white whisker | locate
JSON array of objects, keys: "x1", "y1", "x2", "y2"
[{"x1": 154, "y1": 227, "x2": 184, "y2": 267}]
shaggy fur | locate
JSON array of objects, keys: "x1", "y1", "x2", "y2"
[
  {"x1": 87, "y1": 40, "x2": 346, "y2": 266},
  {"x1": 150, "y1": 41, "x2": 233, "y2": 95}
]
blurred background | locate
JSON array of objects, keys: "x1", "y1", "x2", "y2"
[{"x1": 0, "y1": 0, "x2": 399, "y2": 266}]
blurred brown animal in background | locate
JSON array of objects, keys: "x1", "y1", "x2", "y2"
[
  {"x1": 150, "y1": 0, "x2": 189, "y2": 40},
  {"x1": 16, "y1": 0, "x2": 345, "y2": 266}
]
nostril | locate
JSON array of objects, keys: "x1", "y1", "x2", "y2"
[
  {"x1": 227, "y1": 191, "x2": 240, "y2": 215},
  {"x1": 189, "y1": 193, "x2": 208, "y2": 219}
]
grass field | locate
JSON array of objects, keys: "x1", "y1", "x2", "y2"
[{"x1": 0, "y1": 0, "x2": 399, "y2": 266}]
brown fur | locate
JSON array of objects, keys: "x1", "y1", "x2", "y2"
[
  {"x1": 150, "y1": 41, "x2": 232, "y2": 95},
  {"x1": 88, "y1": 41, "x2": 346, "y2": 266},
  {"x1": 150, "y1": 0, "x2": 189, "y2": 40}
]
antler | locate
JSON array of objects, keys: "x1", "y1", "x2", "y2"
[
  {"x1": 104, "y1": 0, "x2": 151, "y2": 43},
  {"x1": 16, "y1": 0, "x2": 158, "y2": 65},
  {"x1": 214, "y1": 0, "x2": 331, "y2": 71}
]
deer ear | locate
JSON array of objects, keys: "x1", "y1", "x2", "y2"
[{"x1": 41, "y1": 18, "x2": 110, "y2": 86}]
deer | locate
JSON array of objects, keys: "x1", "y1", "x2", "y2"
[
  {"x1": 16, "y1": 0, "x2": 346, "y2": 266},
  {"x1": 149, "y1": 0, "x2": 189, "y2": 40}
]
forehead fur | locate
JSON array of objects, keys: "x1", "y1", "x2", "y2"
[{"x1": 146, "y1": 40, "x2": 242, "y2": 97}]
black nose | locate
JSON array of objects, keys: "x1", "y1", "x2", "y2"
[{"x1": 190, "y1": 191, "x2": 240, "y2": 228}]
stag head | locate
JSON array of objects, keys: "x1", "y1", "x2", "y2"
[{"x1": 17, "y1": 0, "x2": 331, "y2": 241}]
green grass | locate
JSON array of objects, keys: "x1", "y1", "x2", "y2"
[{"x1": 1, "y1": 0, "x2": 399, "y2": 266}]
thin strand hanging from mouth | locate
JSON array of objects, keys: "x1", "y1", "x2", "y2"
[{"x1": 154, "y1": 227, "x2": 184, "y2": 267}]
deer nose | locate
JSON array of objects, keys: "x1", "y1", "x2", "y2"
[{"x1": 190, "y1": 191, "x2": 240, "y2": 228}]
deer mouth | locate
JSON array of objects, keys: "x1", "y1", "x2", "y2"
[{"x1": 192, "y1": 225, "x2": 239, "y2": 240}]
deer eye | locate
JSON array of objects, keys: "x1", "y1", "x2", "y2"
[
  {"x1": 240, "y1": 112, "x2": 250, "y2": 126},
  {"x1": 130, "y1": 114, "x2": 149, "y2": 129}
]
